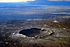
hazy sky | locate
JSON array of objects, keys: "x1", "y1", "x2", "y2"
[
  {"x1": 0, "y1": 0, "x2": 35, "y2": 2},
  {"x1": 0, "y1": 0, "x2": 70, "y2": 2},
  {"x1": 0, "y1": 0, "x2": 70, "y2": 6}
]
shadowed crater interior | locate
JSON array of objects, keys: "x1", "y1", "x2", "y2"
[{"x1": 19, "y1": 28, "x2": 41, "y2": 37}]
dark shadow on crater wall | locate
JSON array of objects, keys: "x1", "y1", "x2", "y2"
[{"x1": 19, "y1": 28, "x2": 41, "y2": 37}]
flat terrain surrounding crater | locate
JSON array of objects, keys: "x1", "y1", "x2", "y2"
[{"x1": 0, "y1": 20, "x2": 70, "y2": 47}]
